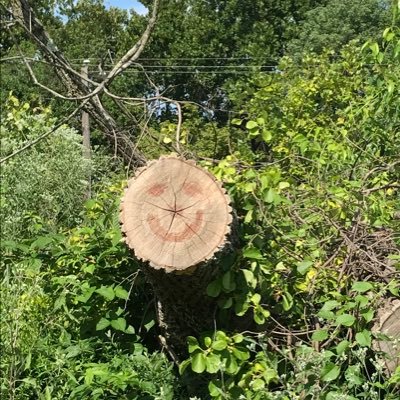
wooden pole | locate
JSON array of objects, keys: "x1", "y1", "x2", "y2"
[{"x1": 81, "y1": 59, "x2": 91, "y2": 199}]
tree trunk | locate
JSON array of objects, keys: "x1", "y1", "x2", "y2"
[
  {"x1": 120, "y1": 156, "x2": 234, "y2": 356},
  {"x1": 373, "y1": 299, "x2": 400, "y2": 375}
]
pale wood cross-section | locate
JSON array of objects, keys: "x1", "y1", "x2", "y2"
[{"x1": 120, "y1": 156, "x2": 233, "y2": 272}]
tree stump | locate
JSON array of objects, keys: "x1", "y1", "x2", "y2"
[
  {"x1": 120, "y1": 156, "x2": 234, "y2": 356},
  {"x1": 373, "y1": 299, "x2": 400, "y2": 375}
]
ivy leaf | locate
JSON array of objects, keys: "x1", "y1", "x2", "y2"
[
  {"x1": 96, "y1": 318, "x2": 110, "y2": 331},
  {"x1": 96, "y1": 286, "x2": 115, "y2": 301},
  {"x1": 114, "y1": 286, "x2": 129, "y2": 300},
  {"x1": 110, "y1": 317, "x2": 126, "y2": 332},
  {"x1": 243, "y1": 247, "x2": 263, "y2": 259},
  {"x1": 191, "y1": 352, "x2": 206, "y2": 373}
]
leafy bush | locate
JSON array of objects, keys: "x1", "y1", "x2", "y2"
[
  {"x1": 0, "y1": 180, "x2": 182, "y2": 400},
  {"x1": 179, "y1": 17, "x2": 400, "y2": 400},
  {"x1": 0, "y1": 95, "x2": 90, "y2": 240}
]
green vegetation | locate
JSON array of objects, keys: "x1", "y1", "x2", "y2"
[{"x1": 1, "y1": 1, "x2": 399, "y2": 399}]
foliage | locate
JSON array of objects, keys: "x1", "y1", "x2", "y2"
[
  {"x1": 286, "y1": 0, "x2": 391, "y2": 58},
  {"x1": 0, "y1": 95, "x2": 91, "y2": 240},
  {"x1": 0, "y1": 180, "x2": 180, "y2": 399},
  {"x1": 179, "y1": 13, "x2": 400, "y2": 400},
  {"x1": 1, "y1": 2, "x2": 400, "y2": 400}
]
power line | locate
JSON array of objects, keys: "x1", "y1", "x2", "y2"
[
  {"x1": 67, "y1": 57, "x2": 264, "y2": 61},
  {"x1": 94, "y1": 64, "x2": 277, "y2": 68},
  {"x1": 88, "y1": 70, "x2": 279, "y2": 75}
]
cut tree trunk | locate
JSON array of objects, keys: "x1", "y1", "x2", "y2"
[
  {"x1": 373, "y1": 299, "x2": 400, "y2": 375},
  {"x1": 120, "y1": 156, "x2": 234, "y2": 356}
]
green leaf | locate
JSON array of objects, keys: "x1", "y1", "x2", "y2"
[
  {"x1": 282, "y1": 292, "x2": 293, "y2": 311},
  {"x1": 262, "y1": 130, "x2": 272, "y2": 142},
  {"x1": 336, "y1": 340, "x2": 350, "y2": 355},
  {"x1": 110, "y1": 317, "x2": 127, "y2": 332},
  {"x1": 231, "y1": 118, "x2": 242, "y2": 126},
  {"x1": 355, "y1": 294, "x2": 369, "y2": 307},
  {"x1": 296, "y1": 260, "x2": 313, "y2": 275},
  {"x1": 321, "y1": 300, "x2": 340, "y2": 311},
  {"x1": 225, "y1": 353, "x2": 239, "y2": 374},
  {"x1": 345, "y1": 365, "x2": 364, "y2": 386},
  {"x1": 254, "y1": 307, "x2": 266, "y2": 325},
  {"x1": 361, "y1": 309, "x2": 374, "y2": 323},
  {"x1": 31, "y1": 236, "x2": 53, "y2": 249},
  {"x1": 191, "y1": 352, "x2": 206, "y2": 373},
  {"x1": 246, "y1": 120, "x2": 258, "y2": 130},
  {"x1": 321, "y1": 363, "x2": 341, "y2": 382},
  {"x1": 114, "y1": 286, "x2": 129, "y2": 300},
  {"x1": 206, "y1": 280, "x2": 222, "y2": 297},
  {"x1": 232, "y1": 346, "x2": 250, "y2": 361},
  {"x1": 312, "y1": 329, "x2": 329, "y2": 341},
  {"x1": 369, "y1": 42, "x2": 379, "y2": 56},
  {"x1": 252, "y1": 378, "x2": 265, "y2": 390},
  {"x1": 205, "y1": 353, "x2": 221, "y2": 373},
  {"x1": 187, "y1": 336, "x2": 201, "y2": 353},
  {"x1": 251, "y1": 293, "x2": 261, "y2": 305},
  {"x1": 351, "y1": 282, "x2": 373, "y2": 293},
  {"x1": 243, "y1": 247, "x2": 263, "y2": 259},
  {"x1": 218, "y1": 297, "x2": 233, "y2": 309},
  {"x1": 125, "y1": 325, "x2": 135, "y2": 334},
  {"x1": 178, "y1": 359, "x2": 191, "y2": 375},
  {"x1": 233, "y1": 334, "x2": 244, "y2": 344},
  {"x1": 264, "y1": 188, "x2": 276, "y2": 203},
  {"x1": 96, "y1": 286, "x2": 115, "y2": 301},
  {"x1": 208, "y1": 380, "x2": 222, "y2": 397},
  {"x1": 96, "y1": 318, "x2": 110, "y2": 331},
  {"x1": 242, "y1": 269, "x2": 257, "y2": 288},
  {"x1": 222, "y1": 271, "x2": 235, "y2": 291},
  {"x1": 211, "y1": 340, "x2": 227, "y2": 351},
  {"x1": 355, "y1": 330, "x2": 371, "y2": 347},
  {"x1": 336, "y1": 314, "x2": 355, "y2": 327}
]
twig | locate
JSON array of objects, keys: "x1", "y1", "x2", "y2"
[{"x1": 362, "y1": 183, "x2": 400, "y2": 195}]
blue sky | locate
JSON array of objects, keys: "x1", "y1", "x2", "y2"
[{"x1": 105, "y1": 0, "x2": 148, "y2": 15}]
